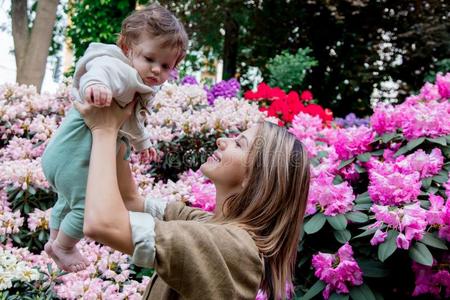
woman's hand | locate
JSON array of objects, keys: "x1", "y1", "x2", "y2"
[{"x1": 74, "y1": 99, "x2": 136, "y2": 133}]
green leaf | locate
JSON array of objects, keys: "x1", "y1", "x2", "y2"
[
  {"x1": 316, "y1": 151, "x2": 329, "y2": 159},
  {"x1": 354, "y1": 164, "x2": 366, "y2": 174},
  {"x1": 409, "y1": 242, "x2": 433, "y2": 266},
  {"x1": 329, "y1": 293, "x2": 349, "y2": 300},
  {"x1": 432, "y1": 172, "x2": 448, "y2": 184},
  {"x1": 327, "y1": 214, "x2": 347, "y2": 230},
  {"x1": 357, "y1": 153, "x2": 371, "y2": 162},
  {"x1": 421, "y1": 177, "x2": 432, "y2": 189},
  {"x1": 420, "y1": 232, "x2": 448, "y2": 250},
  {"x1": 406, "y1": 137, "x2": 426, "y2": 151},
  {"x1": 353, "y1": 203, "x2": 372, "y2": 211},
  {"x1": 370, "y1": 149, "x2": 385, "y2": 156},
  {"x1": 346, "y1": 211, "x2": 369, "y2": 223},
  {"x1": 349, "y1": 284, "x2": 376, "y2": 300},
  {"x1": 338, "y1": 158, "x2": 355, "y2": 170},
  {"x1": 333, "y1": 175, "x2": 344, "y2": 185},
  {"x1": 394, "y1": 145, "x2": 409, "y2": 157},
  {"x1": 28, "y1": 186, "x2": 36, "y2": 195},
  {"x1": 14, "y1": 189, "x2": 24, "y2": 201},
  {"x1": 380, "y1": 132, "x2": 397, "y2": 144},
  {"x1": 304, "y1": 213, "x2": 326, "y2": 234},
  {"x1": 378, "y1": 230, "x2": 399, "y2": 262},
  {"x1": 354, "y1": 227, "x2": 379, "y2": 239},
  {"x1": 334, "y1": 229, "x2": 352, "y2": 244},
  {"x1": 24, "y1": 203, "x2": 30, "y2": 214},
  {"x1": 355, "y1": 192, "x2": 371, "y2": 204},
  {"x1": 12, "y1": 235, "x2": 22, "y2": 244},
  {"x1": 356, "y1": 258, "x2": 390, "y2": 278},
  {"x1": 38, "y1": 230, "x2": 45, "y2": 241},
  {"x1": 427, "y1": 137, "x2": 447, "y2": 146},
  {"x1": 301, "y1": 280, "x2": 326, "y2": 300}
]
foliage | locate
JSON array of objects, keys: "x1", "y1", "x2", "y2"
[
  {"x1": 424, "y1": 59, "x2": 450, "y2": 83},
  {"x1": 65, "y1": 0, "x2": 137, "y2": 67},
  {"x1": 267, "y1": 48, "x2": 318, "y2": 92}
]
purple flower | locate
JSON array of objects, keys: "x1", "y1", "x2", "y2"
[
  {"x1": 181, "y1": 75, "x2": 198, "y2": 85},
  {"x1": 206, "y1": 78, "x2": 241, "y2": 105}
]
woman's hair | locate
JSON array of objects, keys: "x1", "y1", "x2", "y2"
[
  {"x1": 117, "y1": 3, "x2": 188, "y2": 66},
  {"x1": 212, "y1": 122, "x2": 310, "y2": 300}
]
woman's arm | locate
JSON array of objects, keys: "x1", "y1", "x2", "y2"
[
  {"x1": 76, "y1": 101, "x2": 135, "y2": 255},
  {"x1": 116, "y1": 143, "x2": 145, "y2": 212}
]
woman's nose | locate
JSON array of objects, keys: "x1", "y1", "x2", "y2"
[{"x1": 216, "y1": 138, "x2": 226, "y2": 149}]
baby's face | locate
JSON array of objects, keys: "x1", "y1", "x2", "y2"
[{"x1": 127, "y1": 36, "x2": 179, "y2": 86}]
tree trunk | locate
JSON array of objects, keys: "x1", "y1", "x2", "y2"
[
  {"x1": 222, "y1": 10, "x2": 239, "y2": 80},
  {"x1": 12, "y1": 0, "x2": 59, "y2": 93}
]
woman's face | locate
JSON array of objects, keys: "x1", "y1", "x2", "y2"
[{"x1": 200, "y1": 126, "x2": 259, "y2": 190}]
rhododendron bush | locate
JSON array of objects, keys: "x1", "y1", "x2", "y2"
[{"x1": 1, "y1": 74, "x2": 449, "y2": 299}]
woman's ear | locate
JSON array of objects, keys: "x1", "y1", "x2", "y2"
[{"x1": 241, "y1": 176, "x2": 250, "y2": 189}]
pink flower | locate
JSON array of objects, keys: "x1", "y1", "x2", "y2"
[
  {"x1": 368, "y1": 160, "x2": 421, "y2": 206},
  {"x1": 370, "y1": 203, "x2": 428, "y2": 250},
  {"x1": 332, "y1": 126, "x2": 375, "y2": 160},
  {"x1": 412, "y1": 255, "x2": 450, "y2": 298},
  {"x1": 370, "y1": 229, "x2": 387, "y2": 246},
  {"x1": 27, "y1": 208, "x2": 51, "y2": 232},
  {"x1": 307, "y1": 172, "x2": 355, "y2": 216},
  {"x1": 395, "y1": 148, "x2": 444, "y2": 179},
  {"x1": 420, "y1": 82, "x2": 441, "y2": 101},
  {"x1": 436, "y1": 72, "x2": 450, "y2": 99},
  {"x1": 190, "y1": 182, "x2": 216, "y2": 212},
  {"x1": 426, "y1": 194, "x2": 445, "y2": 226},
  {"x1": 370, "y1": 104, "x2": 399, "y2": 135},
  {"x1": 396, "y1": 233, "x2": 410, "y2": 249},
  {"x1": 289, "y1": 112, "x2": 323, "y2": 140},
  {"x1": 312, "y1": 243, "x2": 363, "y2": 299}
]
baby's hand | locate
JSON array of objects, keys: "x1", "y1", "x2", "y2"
[
  {"x1": 84, "y1": 84, "x2": 112, "y2": 107},
  {"x1": 139, "y1": 147, "x2": 160, "y2": 163}
]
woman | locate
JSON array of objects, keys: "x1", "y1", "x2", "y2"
[{"x1": 76, "y1": 99, "x2": 310, "y2": 300}]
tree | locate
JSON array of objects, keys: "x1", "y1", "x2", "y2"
[
  {"x1": 11, "y1": 0, "x2": 59, "y2": 92},
  {"x1": 160, "y1": 0, "x2": 254, "y2": 80}
]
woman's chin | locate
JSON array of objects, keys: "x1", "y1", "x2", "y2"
[{"x1": 199, "y1": 161, "x2": 215, "y2": 179}]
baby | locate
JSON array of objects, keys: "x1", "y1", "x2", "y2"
[{"x1": 41, "y1": 3, "x2": 188, "y2": 272}]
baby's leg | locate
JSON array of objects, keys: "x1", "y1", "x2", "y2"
[
  {"x1": 50, "y1": 230, "x2": 88, "y2": 272},
  {"x1": 44, "y1": 194, "x2": 68, "y2": 268},
  {"x1": 50, "y1": 201, "x2": 88, "y2": 272}
]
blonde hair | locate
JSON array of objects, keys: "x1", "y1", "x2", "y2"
[
  {"x1": 117, "y1": 3, "x2": 188, "y2": 66},
  {"x1": 212, "y1": 122, "x2": 311, "y2": 299}
]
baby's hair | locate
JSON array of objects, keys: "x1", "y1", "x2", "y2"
[{"x1": 117, "y1": 3, "x2": 188, "y2": 67}]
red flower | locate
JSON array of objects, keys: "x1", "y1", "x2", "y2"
[
  {"x1": 268, "y1": 98, "x2": 292, "y2": 122},
  {"x1": 286, "y1": 91, "x2": 304, "y2": 115},
  {"x1": 244, "y1": 82, "x2": 286, "y2": 101},
  {"x1": 300, "y1": 90, "x2": 314, "y2": 101}
]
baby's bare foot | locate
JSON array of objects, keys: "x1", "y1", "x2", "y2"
[
  {"x1": 50, "y1": 240, "x2": 88, "y2": 272},
  {"x1": 44, "y1": 240, "x2": 65, "y2": 270}
]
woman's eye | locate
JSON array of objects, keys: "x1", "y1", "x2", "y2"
[
  {"x1": 235, "y1": 140, "x2": 240, "y2": 148},
  {"x1": 145, "y1": 57, "x2": 153, "y2": 62}
]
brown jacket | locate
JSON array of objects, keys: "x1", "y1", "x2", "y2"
[{"x1": 142, "y1": 201, "x2": 264, "y2": 300}]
